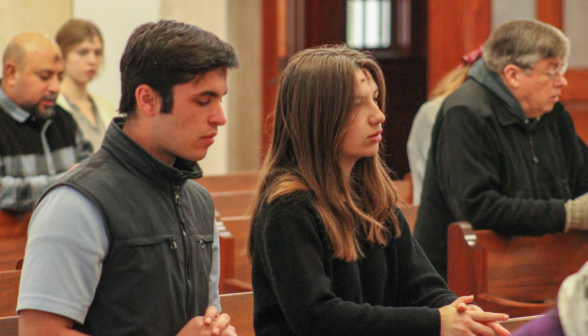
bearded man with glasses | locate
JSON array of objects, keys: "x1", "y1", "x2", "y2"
[{"x1": 414, "y1": 19, "x2": 588, "y2": 280}]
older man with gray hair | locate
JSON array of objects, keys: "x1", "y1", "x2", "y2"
[{"x1": 414, "y1": 19, "x2": 588, "y2": 279}]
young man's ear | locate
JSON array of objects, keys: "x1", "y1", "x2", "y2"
[{"x1": 135, "y1": 84, "x2": 161, "y2": 116}]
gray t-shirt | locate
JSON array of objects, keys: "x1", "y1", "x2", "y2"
[{"x1": 17, "y1": 186, "x2": 221, "y2": 323}]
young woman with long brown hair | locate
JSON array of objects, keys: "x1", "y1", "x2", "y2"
[{"x1": 248, "y1": 45, "x2": 511, "y2": 336}]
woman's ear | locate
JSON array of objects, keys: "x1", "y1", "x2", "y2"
[{"x1": 134, "y1": 84, "x2": 161, "y2": 116}]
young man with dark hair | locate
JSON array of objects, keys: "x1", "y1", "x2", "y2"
[{"x1": 17, "y1": 20, "x2": 239, "y2": 336}]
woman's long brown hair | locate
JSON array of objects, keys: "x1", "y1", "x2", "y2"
[{"x1": 248, "y1": 45, "x2": 400, "y2": 262}]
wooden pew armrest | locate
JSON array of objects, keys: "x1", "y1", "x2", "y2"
[
  {"x1": 224, "y1": 278, "x2": 253, "y2": 293},
  {"x1": 475, "y1": 293, "x2": 555, "y2": 317}
]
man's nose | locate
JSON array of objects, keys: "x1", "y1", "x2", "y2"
[
  {"x1": 212, "y1": 104, "x2": 227, "y2": 126},
  {"x1": 48, "y1": 76, "x2": 60, "y2": 93}
]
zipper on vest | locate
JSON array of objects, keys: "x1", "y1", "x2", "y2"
[
  {"x1": 168, "y1": 237, "x2": 178, "y2": 250},
  {"x1": 173, "y1": 183, "x2": 195, "y2": 313}
]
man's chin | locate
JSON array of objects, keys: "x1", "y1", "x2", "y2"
[{"x1": 31, "y1": 106, "x2": 55, "y2": 119}]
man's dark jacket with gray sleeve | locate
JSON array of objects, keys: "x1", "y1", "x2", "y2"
[{"x1": 413, "y1": 60, "x2": 588, "y2": 279}]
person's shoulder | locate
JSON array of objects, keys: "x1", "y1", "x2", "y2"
[
  {"x1": 269, "y1": 190, "x2": 313, "y2": 209},
  {"x1": 254, "y1": 190, "x2": 322, "y2": 237},
  {"x1": 56, "y1": 94, "x2": 73, "y2": 113},
  {"x1": 184, "y1": 179, "x2": 216, "y2": 211},
  {"x1": 184, "y1": 179, "x2": 213, "y2": 198},
  {"x1": 259, "y1": 190, "x2": 316, "y2": 221},
  {"x1": 441, "y1": 80, "x2": 493, "y2": 118},
  {"x1": 445, "y1": 79, "x2": 485, "y2": 102}
]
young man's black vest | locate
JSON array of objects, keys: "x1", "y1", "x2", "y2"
[{"x1": 43, "y1": 119, "x2": 215, "y2": 336}]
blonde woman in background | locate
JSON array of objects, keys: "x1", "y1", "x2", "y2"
[
  {"x1": 407, "y1": 47, "x2": 482, "y2": 205},
  {"x1": 56, "y1": 19, "x2": 117, "y2": 152}
]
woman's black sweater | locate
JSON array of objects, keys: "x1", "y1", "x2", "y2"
[{"x1": 250, "y1": 192, "x2": 458, "y2": 336}]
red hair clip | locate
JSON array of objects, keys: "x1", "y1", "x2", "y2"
[{"x1": 459, "y1": 45, "x2": 484, "y2": 68}]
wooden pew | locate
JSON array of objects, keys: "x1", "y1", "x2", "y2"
[
  {"x1": 219, "y1": 229, "x2": 253, "y2": 294},
  {"x1": 211, "y1": 191, "x2": 254, "y2": 218},
  {"x1": 0, "y1": 236, "x2": 27, "y2": 271},
  {"x1": 395, "y1": 173, "x2": 413, "y2": 204},
  {"x1": 218, "y1": 217, "x2": 253, "y2": 294},
  {"x1": 0, "y1": 316, "x2": 18, "y2": 336},
  {"x1": 220, "y1": 292, "x2": 254, "y2": 336},
  {"x1": 221, "y1": 216, "x2": 252, "y2": 285},
  {"x1": 398, "y1": 204, "x2": 418, "y2": 232},
  {"x1": 0, "y1": 210, "x2": 30, "y2": 271},
  {"x1": 0, "y1": 270, "x2": 20, "y2": 317},
  {"x1": 568, "y1": 101, "x2": 588, "y2": 144},
  {"x1": 0, "y1": 210, "x2": 31, "y2": 238},
  {"x1": 447, "y1": 222, "x2": 588, "y2": 317},
  {"x1": 197, "y1": 171, "x2": 259, "y2": 193}
]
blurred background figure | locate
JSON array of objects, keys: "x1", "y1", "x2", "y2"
[
  {"x1": 56, "y1": 19, "x2": 117, "y2": 152},
  {"x1": 0, "y1": 32, "x2": 92, "y2": 212},
  {"x1": 407, "y1": 46, "x2": 482, "y2": 205},
  {"x1": 511, "y1": 260, "x2": 588, "y2": 336}
]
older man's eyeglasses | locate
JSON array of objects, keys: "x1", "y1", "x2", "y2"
[{"x1": 522, "y1": 62, "x2": 569, "y2": 80}]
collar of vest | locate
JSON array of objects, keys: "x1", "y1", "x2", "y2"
[{"x1": 101, "y1": 117, "x2": 203, "y2": 188}]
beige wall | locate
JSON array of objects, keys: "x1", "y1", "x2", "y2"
[
  {"x1": 227, "y1": 0, "x2": 262, "y2": 171},
  {"x1": 161, "y1": 0, "x2": 262, "y2": 173},
  {"x1": 161, "y1": 0, "x2": 231, "y2": 175},
  {"x1": 0, "y1": 0, "x2": 72, "y2": 61},
  {"x1": 564, "y1": 0, "x2": 588, "y2": 68}
]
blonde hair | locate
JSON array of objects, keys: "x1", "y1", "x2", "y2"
[
  {"x1": 249, "y1": 45, "x2": 400, "y2": 262},
  {"x1": 428, "y1": 65, "x2": 471, "y2": 100}
]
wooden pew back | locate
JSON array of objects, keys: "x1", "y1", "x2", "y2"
[
  {"x1": 0, "y1": 270, "x2": 20, "y2": 317},
  {"x1": 0, "y1": 210, "x2": 30, "y2": 272},
  {"x1": 0, "y1": 316, "x2": 18, "y2": 336},
  {"x1": 0, "y1": 236, "x2": 27, "y2": 271},
  {"x1": 448, "y1": 222, "x2": 588, "y2": 317},
  {"x1": 218, "y1": 216, "x2": 253, "y2": 294},
  {"x1": 0, "y1": 210, "x2": 31, "y2": 238},
  {"x1": 220, "y1": 292, "x2": 254, "y2": 336},
  {"x1": 211, "y1": 191, "x2": 255, "y2": 218},
  {"x1": 398, "y1": 204, "x2": 418, "y2": 232},
  {"x1": 197, "y1": 171, "x2": 259, "y2": 193},
  {"x1": 221, "y1": 216, "x2": 252, "y2": 284},
  {"x1": 395, "y1": 174, "x2": 413, "y2": 205}
]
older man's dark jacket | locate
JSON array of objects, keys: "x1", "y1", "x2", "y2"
[{"x1": 413, "y1": 60, "x2": 588, "y2": 279}]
